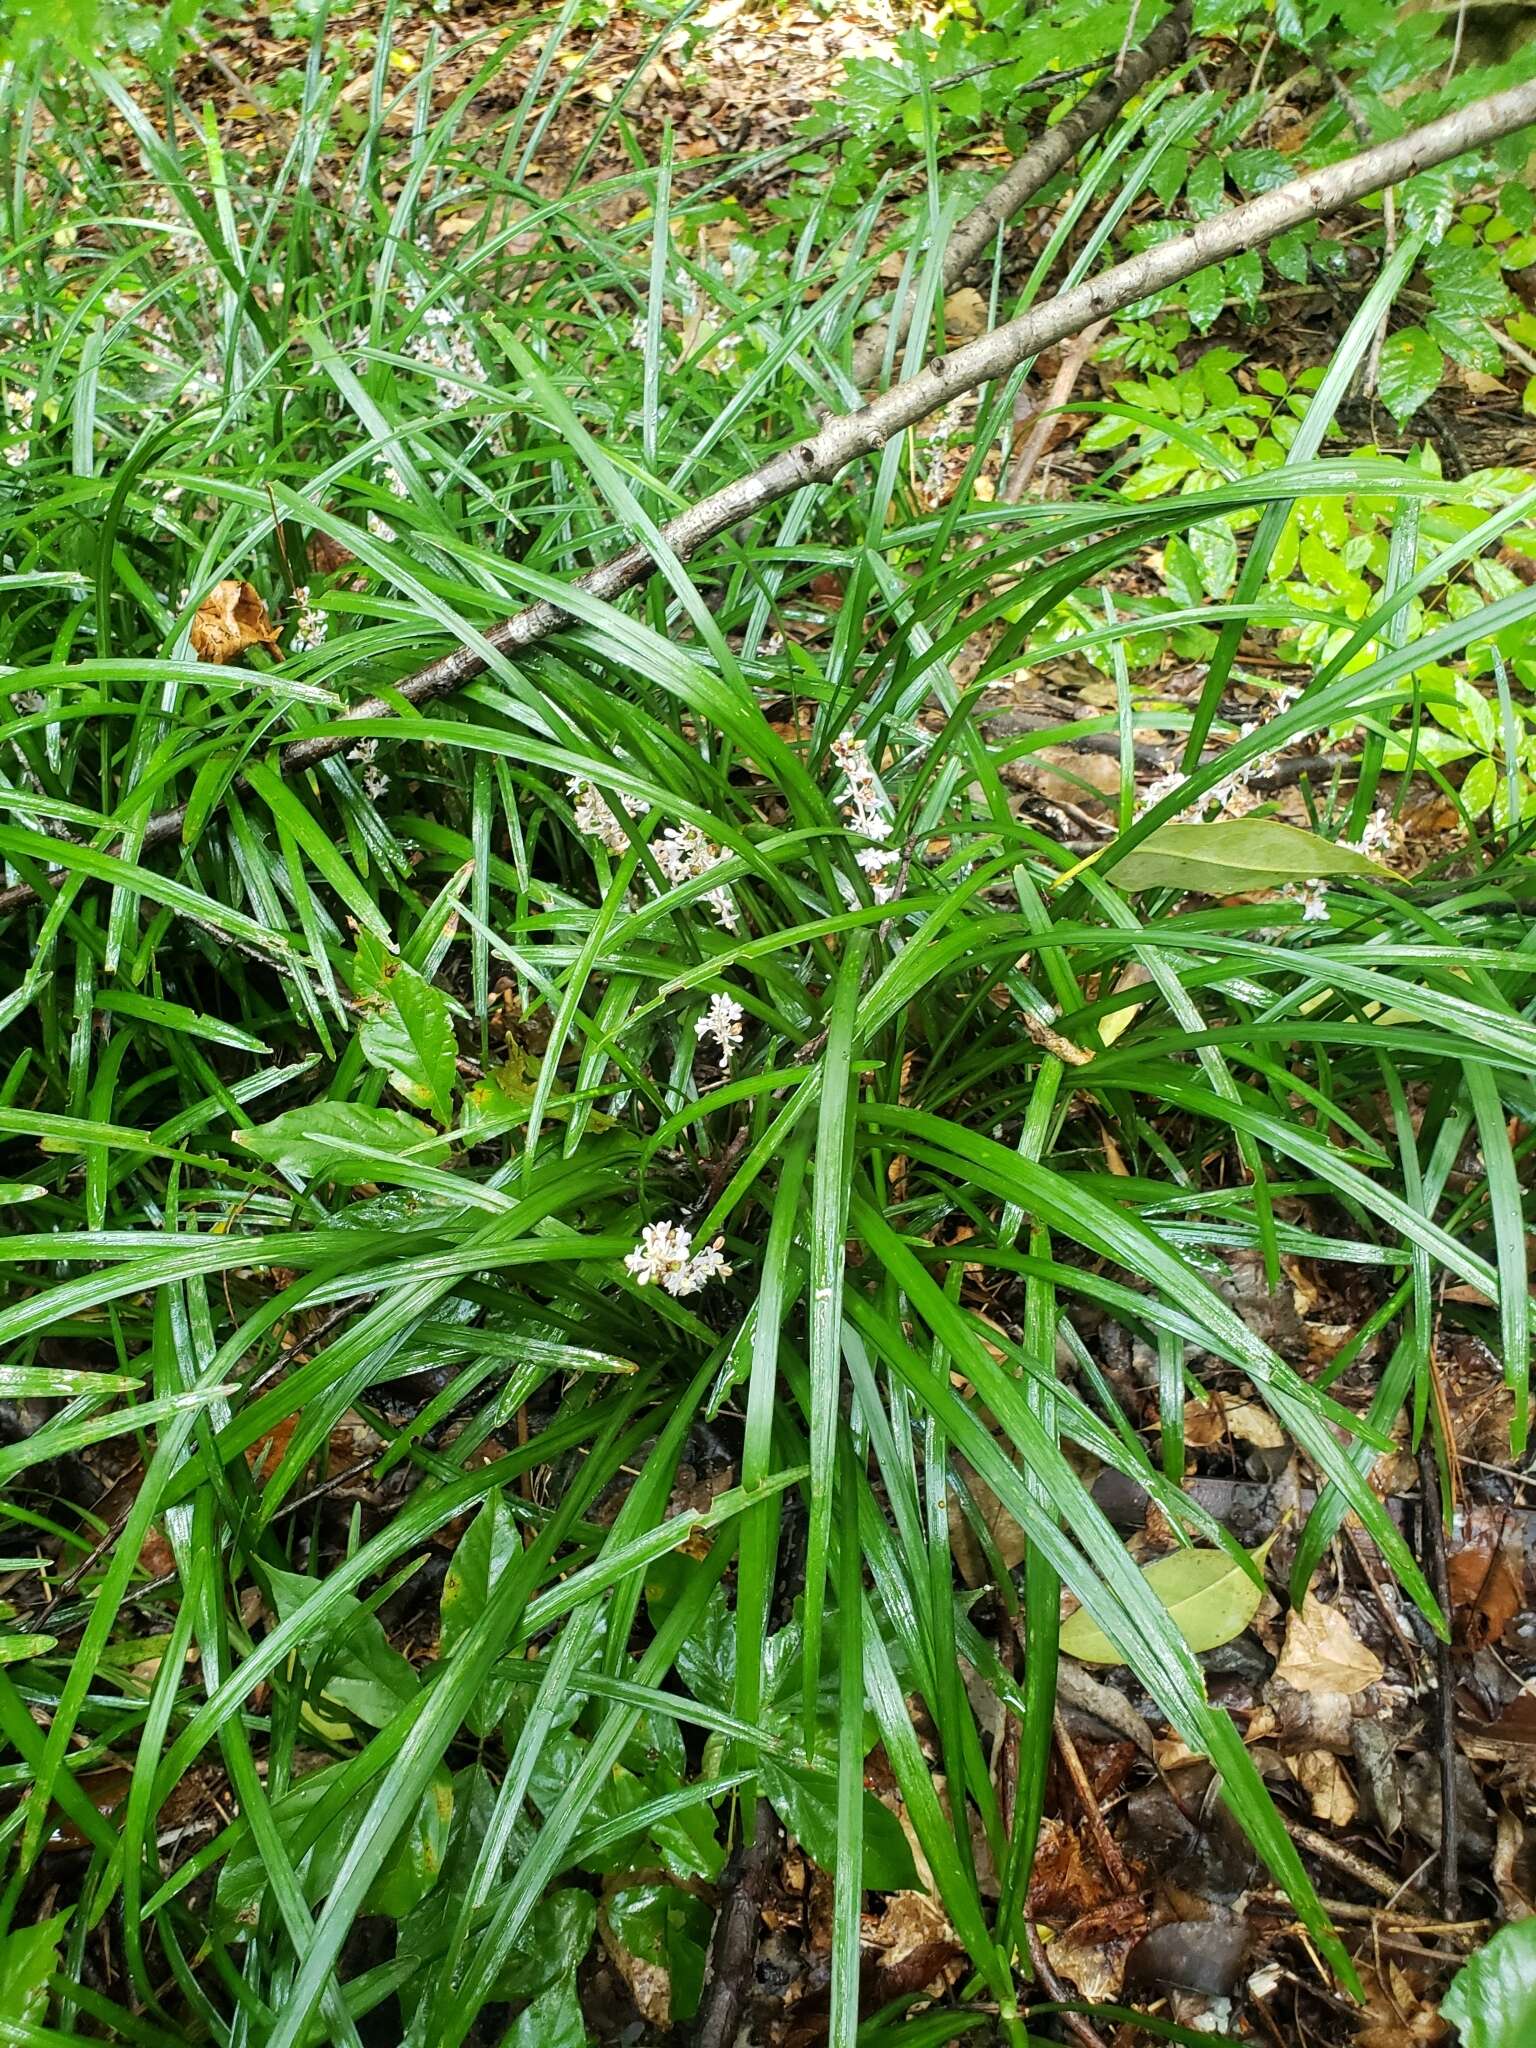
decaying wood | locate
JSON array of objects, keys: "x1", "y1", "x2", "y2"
[{"x1": 4, "y1": 74, "x2": 1536, "y2": 924}]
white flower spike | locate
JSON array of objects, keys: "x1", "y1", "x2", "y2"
[{"x1": 625, "y1": 1220, "x2": 733, "y2": 1297}]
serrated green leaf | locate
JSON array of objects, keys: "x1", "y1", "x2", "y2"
[
  {"x1": 1185, "y1": 263, "x2": 1226, "y2": 333},
  {"x1": 234, "y1": 1102, "x2": 453, "y2": 1187},
  {"x1": 1225, "y1": 249, "x2": 1263, "y2": 313},
  {"x1": 1268, "y1": 227, "x2": 1310, "y2": 283},
  {"x1": 1377, "y1": 326, "x2": 1443, "y2": 424},
  {"x1": 0, "y1": 1910, "x2": 69, "y2": 2024},
  {"x1": 1060, "y1": 1533, "x2": 1278, "y2": 1665},
  {"x1": 1108, "y1": 819, "x2": 1392, "y2": 894},
  {"x1": 358, "y1": 966, "x2": 458, "y2": 1124}
]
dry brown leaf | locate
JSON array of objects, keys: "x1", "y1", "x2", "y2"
[
  {"x1": 190, "y1": 580, "x2": 280, "y2": 665},
  {"x1": 1274, "y1": 1595, "x2": 1383, "y2": 1698},
  {"x1": 1448, "y1": 1508, "x2": 1525, "y2": 1651},
  {"x1": 1353, "y1": 1961, "x2": 1450, "y2": 2048},
  {"x1": 863, "y1": 1890, "x2": 955, "y2": 1967},
  {"x1": 946, "y1": 1451, "x2": 1026, "y2": 1586},
  {"x1": 942, "y1": 287, "x2": 988, "y2": 341},
  {"x1": 1290, "y1": 1747, "x2": 1358, "y2": 1825},
  {"x1": 1097, "y1": 962, "x2": 1150, "y2": 1048},
  {"x1": 1184, "y1": 1391, "x2": 1285, "y2": 1451}
]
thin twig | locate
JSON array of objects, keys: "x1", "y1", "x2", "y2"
[
  {"x1": 1026, "y1": 1924, "x2": 1109, "y2": 2048},
  {"x1": 1053, "y1": 1707, "x2": 1135, "y2": 1892},
  {"x1": 693, "y1": 1797, "x2": 781, "y2": 2048},
  {"x1": 1002, "y1": 319, "x2": 1108, "y2": 501},
  {"x1": 5, "y1": 75, "x2": 1536, "y2": 923},
  {"x1": 850, "y1": 3, "x2": 1192, "y2": 387},
  {"x1": 1418, "y1": 1436, "x2": 1462, "y2": 1919}
]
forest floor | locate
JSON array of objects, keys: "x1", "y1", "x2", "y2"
[
  {"x1": 177, "y1": 8, "x2": 1536, "y2": 2046},
  {"x1": 14, "y1": 5, "x2": 1535, "y2": 2045}
]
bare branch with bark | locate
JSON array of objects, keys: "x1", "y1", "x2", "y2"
[
  {"x1": 4, "y1": 74, "x2": 1536, "y2": 923},
  {"x1": 848, "y1": 1, "x2": 1192, "y2": 387}
]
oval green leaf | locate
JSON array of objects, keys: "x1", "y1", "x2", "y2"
[
  {"x1": 1108, "y1": 818, "x2": 1392, "y2": 895},
  {"x1": 1060, "y1": 1534, "x2": 1277, "y2": 1665},
  {"x1": 1441, "y1": 1918, "x2": 1536, "y2": 2048}
]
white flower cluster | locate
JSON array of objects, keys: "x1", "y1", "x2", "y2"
[
  {"x1": 289, "y1": 584, "x2": 328, "y2": 653},
  {"x1": 695, "y1": 991, "x2": 744, "y2": 1070},
  {"x1": 368, "y1": 455, "x2": 408, "y2": 544},
  {"x1": 1293, "y1": 881, "x2": 1330, "y2": 921},
  {"x1": 655, "y1": 822, "x2": 739, "y2": 932},
  {"x1": 568, "y1": 777, "x2": 647, "y2": 854},
  {"x1": 407, "y1": 302, "x2": 482, "y2": 411},
  {"x1": 831, "y1": 730, "x2": 896, "y2": 902},
  {"x1": 624, "y1": 1219, "x2": 733, "y2": 1296},
  {"x1": 4, "y1": 387, "x2": 32, "y2": 470},
  {"x1": 566, "y1": 784, "x2": 738, "y2": 930},
  {"x1": 348, "y1": 735, "x2": 390, "y2": 802},
  {"x1": 1136, "y1": 687, "x2": 1307, "y2": 825},
  {"x1": 1346, "y1": 809, "x2": 1398, "y2": 861}
]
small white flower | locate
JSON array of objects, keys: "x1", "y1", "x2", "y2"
[
  {"x1": 569, "y1": 777, "x2": 647, "y2": 854},
  {"x1": 1357, "y1": 809, "x2": 1397, "y2": 859},
  {"x1": 655, "y1": 822, "x2": 738, "y2": 931},
  {"x1": 831, "y1": 730, "x2": 896, "y2": 883},
  {"x1": 1137, "y1": 768, "x2": 1188, "y2": 819},
  {"x1": 695, "y1": 991, "x2": 744, "y2": 1070},
  {"x1": 1299, "y1": 881, "x2": 1329, "y2": 921},
  {"x1": 679, "y1": 1239, "x2": 733, "y2": 1291},
  {"x1": 625, "y1": 1218, "x2": 695, "y2": 1290},
  {"x1": 624, "y1": 1219, "x2": 733, "y2": 1297},
  {"x1": 289, "y1": 584, "x2": 328, "y2": 653}
]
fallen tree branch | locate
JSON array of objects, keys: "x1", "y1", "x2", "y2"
[
  {"x1": 1001, "y1": 317, "x2": 1109, "y2": 501},
  {"x1": 4, "y1": 74, "x2": 1536, "y2": 924},
  {"x1": 692, "y1": 1797, "x2": 781, "y2": 2048},
  {"x1": 848, "y1": 2, "x2": 1192, "y2": 388},
  {"x1": 730, "y1": 55, "x2": 1105, "y2": 202}
]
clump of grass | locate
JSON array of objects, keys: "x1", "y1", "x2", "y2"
[{"x1": 1, "y1": 14, "x2": 1533, "y2": 2047}]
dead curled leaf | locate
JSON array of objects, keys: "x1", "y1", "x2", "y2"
[
  {"x1": 1447, "y1": 1508, "x2": 1525, "y2": 1651},
  {"x1": 189, "y1": 580, "x2": 280, "y2": 665},
  {"x1": 1289, "y1": 1747, "x2": 1358, "y2": 1826},
  {"x1": 1274, "y1": 1594, "x2": 1383, "y2": 1698}
]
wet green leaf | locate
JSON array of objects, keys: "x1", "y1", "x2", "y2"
[
  {"x1": 1377, "y1": 326, "x2": 1443, "y2": 423},
  {"x1": 1109, "y1": 818, "x2": 1390, "y2": 895},
  {"x1": 234, "y1": 1102, "x2": 453, "y2": 1186},
  {"x1": 0, "y1": 1909, "x2": 69, "y2": 2023},
  {"x1": 760, "y1": 1756, "x2": 920, "y2": 1892},
  {"x1": 1442, "y1": 1918, "x2": 1536, "y2": 2048},
  {"x1": 1060, "y1": 1535, "x2": 1277, "y2": 1665},
  {"x1": 358, "y1": 965, "x2": 458, "y2": 1124}
]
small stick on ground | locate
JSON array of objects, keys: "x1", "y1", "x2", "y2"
[
  {"x1": 1053, "y1": 1707, "x2": 1135, "y2": 1893},
  {"x1": 1418, "y1": 1435, "x2": 1462, "y2": 1919},
  {"x1": 1002, "y1": 319, "x2": 1108, "y2": 502},
  {"x1": 1026, "y1": 1922, "x2": 1109, "y2": 2048},
  {"x1": 693, "y1": 1797, "x2": 781, "y2": 2048}
]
